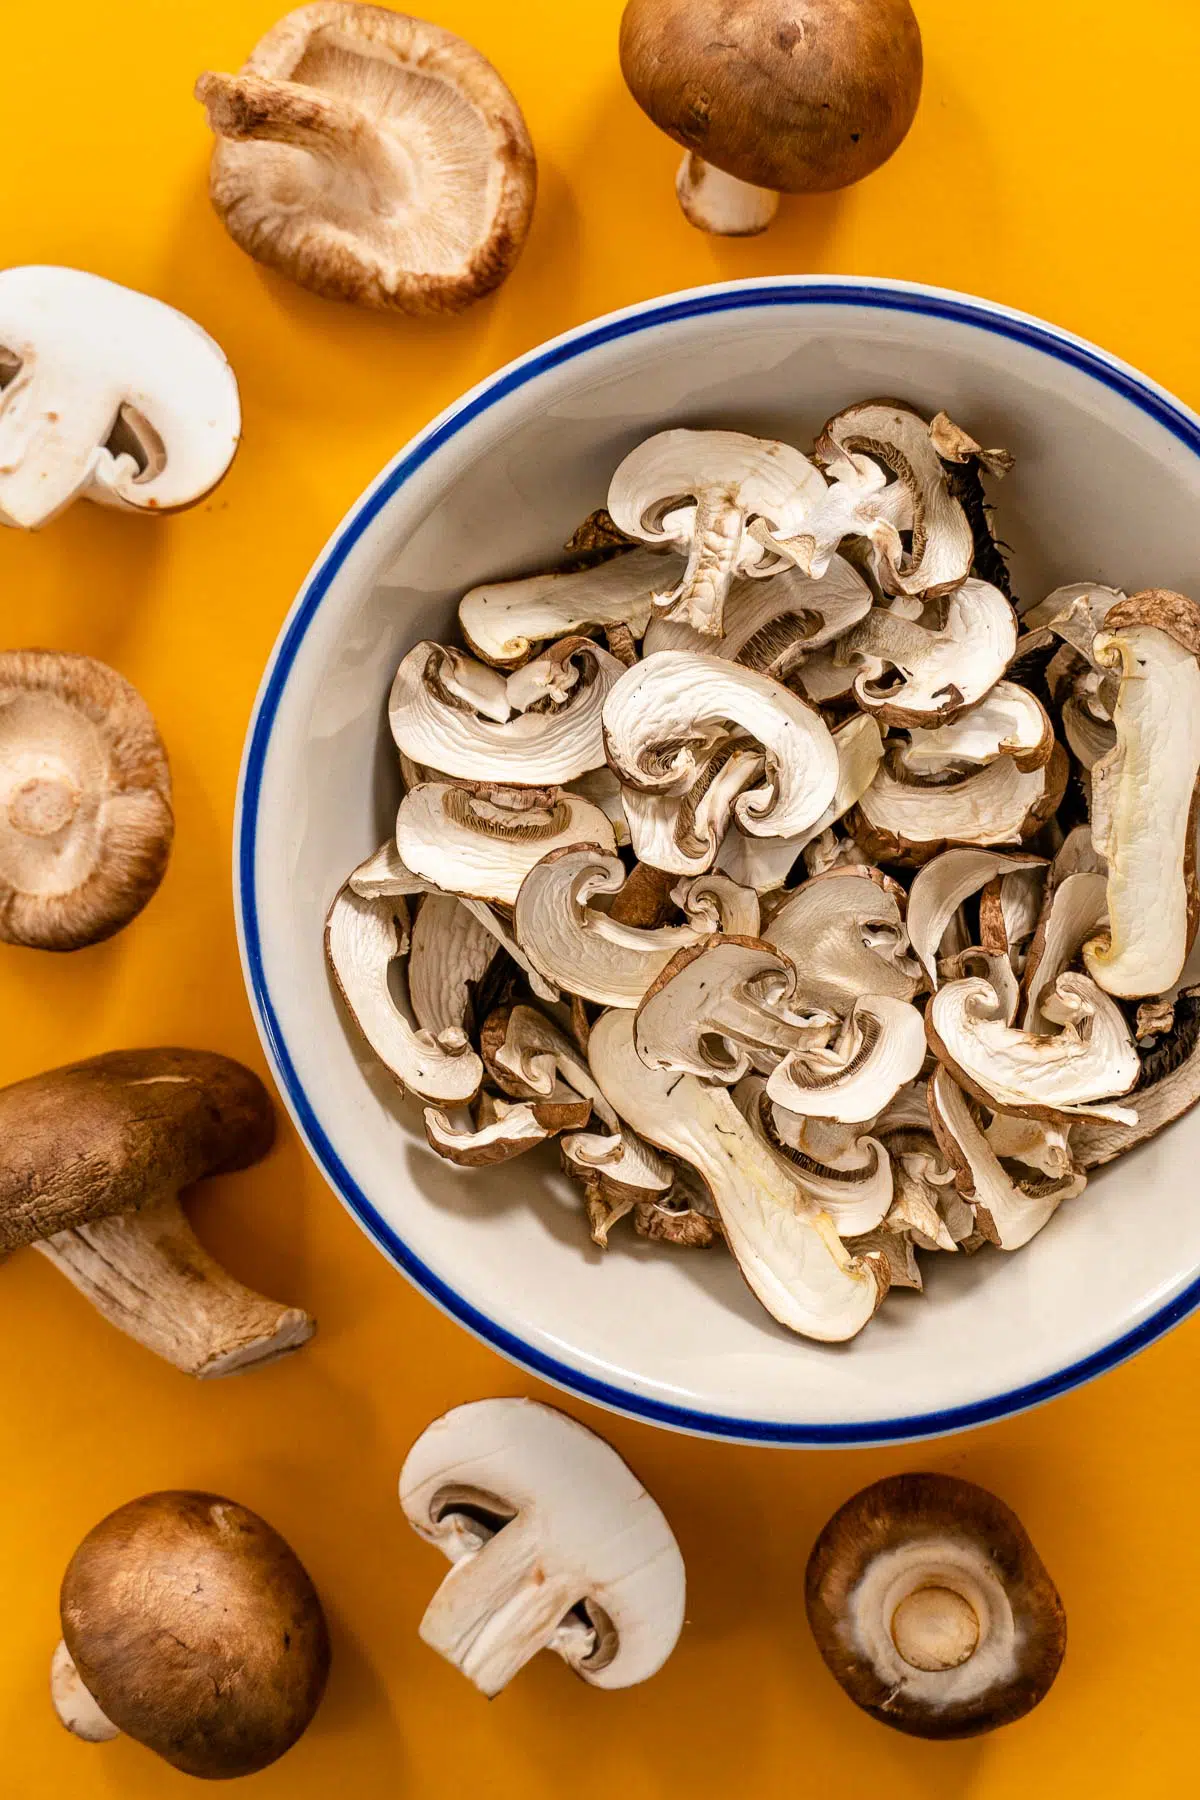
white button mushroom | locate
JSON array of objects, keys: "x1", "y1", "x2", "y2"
[
  {"x1": 399, "y1": 1398, "x2": 686, "y2": 1696},
  {"x1": 0, "y1": 266, "x2": 239, "y2": 529}
]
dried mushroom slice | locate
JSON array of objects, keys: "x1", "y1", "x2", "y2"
[
  {"x1": 607, "y1": 429, "x2": 826, "y2": 636},
  {"x1": 0, "y1": 651, "x2": 174, "y2": 951},
  {"x1": 459, "y1": 549, "x2": 678, "y2": 668},
  {"x1": 604, "y1": 651, "x2": 839, "y2": 844},
  {"x1": 406, "y1": 894, "x2": 496, "y2": 1042},
  {"x1": 906, "y1": 849, "x2": 1046, "y2": 988},
  {"x1": 764, "y1": 866, "x2": 921, "y2": 1013},
  {"x1": 196, "y1": 3, "x2": 536, "y2": 315},
  {"x1": 1021, "y1": 870, "x2": 1108, "y2": 1032},
  {"x1": 1071, "y1": 989, "x2": 1200, "y2": 1166},
  {"x1": 396, "y1": 783, "x2": 617, "y2": 907},
  {"x1": 928, "y1": 1067, "x2": 1084, "y2": 1251},
  {"x1": 805, "y1": 1473, "x2": 1066, "y2": 1739},
  {"x1": 765, "y1": 995, "x2": 927, "y2": 1124},
  {"x1": 621, "y1": 741, "x2": 765, "y2": 876},
  {"x1": 390, "y1": 637, "x2": 622, "y2": 785},
  {"x1": 587, "y1": 1009, "x2": 887, "y2": 1341},
  {"x1": 843, "y1": 579, "x2": 1017, "y2": 726},
  {"x1": 897, "y1": 682, "x2": 1054, "y2": 775},
  {"x1": 642, "y1": 554, "x2": 873, "y2": 672},
  {"x1": 1081, "y1": 591, "x2": 1200, "y2": 999},
  {"x1": 735, "y1": 1077, "x2": 893, "y2": 1238},
  {"x1": 424, "y1": 1087, "x2": 591, "y2": 1167},
  {"x1": 853, "y1": 744, "x2": 1065, "y2": 867},
  {"x1": 928, "y1": 971, "x2": 1139, "y2": 1123}
]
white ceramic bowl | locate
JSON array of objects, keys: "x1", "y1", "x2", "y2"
[{"x1": 237, "y1": 276, "x2": 1200, "y2": 1447}]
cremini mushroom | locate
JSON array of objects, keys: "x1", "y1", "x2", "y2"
[
  {"x1": 0, "y1": 265, "x2": 239, "y2": 529},
  {"x1": 399, "y1": 1398, "x2": 685, "y2": 1696},
  {"x1": 619, "y1": 0, "x2": 922, "y2": 236},
  {"x1": 587, "y1": 1008, "x2": 887, "y2": 1340},
  {"x1": 396, "y1": 782, "x2": 617, "y2": 906},
  {"x1": 53, "y1": 1491, "x2": 329, "y2": 1776},
  {"x1": 196, "y1": 2, "x2": 536, "y2": 314},
  {"x1": 390, "y1": 637, "x2": 622, "y2": 785},
  {"x1": 607, "y1": 430, "x2": 825, "y2": 635},
  {"x1": 603, "y1": 651, "x2": 839, "y2": 840},
  {"x1": 0, "y1": 651, "x2": 174, "y2": 951},
  {"x1": 0, "y1": 1050, "x2": 313, "y2": 1375},
  {"x1": 1081, "y1": 591, "x2": 1200, "y2": 999},
  {"x1": 459, "y1": 549, "x2": 677, "y2": 668},
  {"x1": 806, "y1": 1473, "x2": 1066, "y2": 1738}
]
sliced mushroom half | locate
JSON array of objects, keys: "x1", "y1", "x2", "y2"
[
  {"x1": 603, "y1": 651, "x2": 838, "y2": 840},
  {"x1": 607, "y1": 429, "x2": 825, "y2": 637},
  {"x1": 587, "y1": 1009, "x2": 886, "y2": 1341},
  {"x1": 396, "y1": 783, "x2": 617, "y2": 907},
  {"x1": 1082, "y1": 591, "x2": 1200, "y2": 999},
  {"x1": 928, "y1": 972, "x2": 1139, "y2": 1123},
  {"x1": 843, "y1": 580, "x2": 1017, "y2": 726},
  {"x1": 459, "y1": 549, "x2": 679, "y2": 668}
]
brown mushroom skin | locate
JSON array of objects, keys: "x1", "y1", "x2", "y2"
[
  {"x1": 805, "y1": 1473, "x2": 1066, "y2": 1739},
  {"x1": 0, "y1": 1049, "x2": 273, "y2": 1253},
  {"x1": 60, "y1": 1492, "x2": 330, "y2": 1779},
  {"x1": 619, "y1": 0, "x2": 923, "y2": 196}
]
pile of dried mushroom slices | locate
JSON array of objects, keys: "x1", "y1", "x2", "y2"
[{"x1": 326, "y1": 398, "x2": 1200, "y2": 1345}]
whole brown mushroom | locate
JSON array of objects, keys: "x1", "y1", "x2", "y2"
[
  {"x1": 806, "y1": 1473, "x2": 1066, "y2": 1737},
  {"x1": 0, "y1": 650, "x2": 173, "y2": 951},
  {"x1": 619, "y1": 0, "x2": 923, "y2": 235},
  {"x1": 53, "y1": 1492, "x2": 330, "y2": 1779}
]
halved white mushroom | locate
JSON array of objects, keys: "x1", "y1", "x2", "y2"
[
  {"x1": 814, "y1": 401, "x2": 982, "y2": 598},
  {"x1": 842, "y1": 580, "x2": 1018, "y2": 726},
  {"x1": 1081, "y1": 592, "x2": 1200, "y2": 999},
  {"x1": 399, "y1": 1398, "x2": 686, "y2": 1695},
  {"x1": 325, "y1": 884, "x2": 482, "y2": 1106},
  {"x1": 606, "y1": 429, "x2": 825, "y2": 637},
  {"x1": 389, "y1": 638, "x2": 623, "y2": 785},
  {"x1": 1022, "y1": 871, "x2": 1108, "y2": 1032},
  {"x1": 764, "y1": 866, "x2": 922, "y2": 1013},
  {"x1": 765, "y1": 995, "x2": 927, "y2": 1124},
  {"x1": 396, "y1": 783, "x2": 617, "y2": 906},
  {"x1": 458, "y1": 549, "x2": 679, "y2": 668},
  {"x1": 928, "y1": 972, "x2": 1139, "y2": 1123},
  {"x1": 633, "y1": 937, "x2": 835, "y2": 1084},
  {"x1": 0, "y1": 265, "x2": 240, "y2": 529},
  {"x1": 716, "y1": 715, "x2": 884, "y2": 893},
  {"x1": 853, "y1": 746, "x2": 1064, "y2": 867},
  {"x1": 512, "y1": 844, "x2": 755, "y2": 1008},
  {"x1": 907, "y1": 849, "x2": 1047, "y2": 988},
  {"x1": 898, "y1": 683, "x2": 1054, "y2": 775},
  {"x1": 928, "y1": 1067, "x2": 1085, "y2": 1251},
  {"x1": 735, "y1": 1077, "x2": 893, "y2": 1237},
  {"x1": 642, "y1": 554, "x2": 873, "y2": 674},
  {"x1": 603, "y1": 652, "x2": 839, "y2": 842},
  {"x1": 621, "y1": 742, "x2": 766, "y2": 876},
  {"x1": 587, "y1": 1009, "x2": 886, "y2": 1341}
]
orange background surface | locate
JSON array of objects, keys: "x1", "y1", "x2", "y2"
[{"x1": 3, "y1": 2, "x2": 1199, "y2": 1794}]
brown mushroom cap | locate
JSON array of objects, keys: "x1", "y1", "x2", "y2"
[
  {"x1": 196, "y1": 1, "x2": 537, "y2": 315},
  {"x1": 0, "y1": 1048, "x2": 273, "y2": 1253},
  {"x1": 59, "y1": 1492, "x2": 330, "y2": 1778},
  {"x1": 619, "y1": 0, "x2": 923, "y2": 196},
  {"x1": 0, "y1": 650, "x2": 173, "y2": 951},
  {"x1": 805, "y1": 1472, "x2": 1065, "y2": 1738}
]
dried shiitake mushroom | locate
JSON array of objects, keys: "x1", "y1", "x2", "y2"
[
  {"x1": 332, "y1": 403, "x2": 1200, "y2": 1342},
  {"x1": 619, "y1": 0, "x2": 923, "y2": 235},
  {"x1": 197, "y1": 2, "x2": 536, "y2": 314}
]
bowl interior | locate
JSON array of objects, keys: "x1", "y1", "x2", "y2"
[{"x1": 240, "y1": 282, "x2": 1200, "y2": 1444}]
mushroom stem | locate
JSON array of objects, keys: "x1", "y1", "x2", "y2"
[
  {"x1": 196, "y1": 72, "x2": 407, "y2": 194},
  {"x1": 890, "y1": 1586, "x2": 980, "y2": 1672},
  {"x1": 675, "y1": 154, "x2": 779, "y2": 235},
  {"x1": 35, "y1": 1191, "x2": 314, "y2": 1378},
  {"x1": 418, "y1": 1516, "x2": 580, "y2": 1697},
  {"x1": 50, "y1": 1639, "x2": 119, "y2": 1743}
]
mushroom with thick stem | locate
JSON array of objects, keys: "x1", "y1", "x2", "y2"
[
  {"x1": 928, "y1": 971, "x2": 1140, "y2": 1124},
  {"x1": 0, "y1": 1050, "x2": 313, "y2": 1376},
  {"x1": 587, "y1": 1008, "x2": 887, "y2": 1340},
  {"x1": 390, "y1": 637, "x2": 623, "y2": 786},
  {"x1": 603, "y1": 651, "x2": 839, "y2": 841},
  {"x1": 928, "y1": 1066, "x2": 1085, "y2": 1251},
  {"x1": 53, "y1": 1491, "x2": 329, "y2": 1776},
  {"x1": 459, "y1": 548, "x2": 680, "y2": 668},
  {"x1": 513, "y1": 843, "x2": 758, "y2": 1007},
  {"x1": 1081, "y1": 591, "x2": 1200, "y2": 999},
  {"x1": 395, "y1": 782, "x2": 617, "y2": 907},
  {"x1": 618, "y1": 0, "x2": 922, "y2": 237},
  {"x1": 196, "y1": 2, "x2": 536, "y2": 315},
  {"x1": 763, "y1": 865, "x2": 922, "y2": 1013},
  {"x1": 805, "y1": 1473, "x2": 1066, "y2": 1738},
  {"x1": 606, "y1": 430, "x2": 826, "y2": 636},
  {"x1": 0, "y1": 650, "x2": 174, "y2": 951},
  {"x1": 0, "y1": 265, "x2": 239, "y2": 529},
  {"x1": 399, "y1": 1398, "x2": 685, "y2": 1696},
  {"x1": 842, "y1": 579, "x2": 1018, "y2": 726}
]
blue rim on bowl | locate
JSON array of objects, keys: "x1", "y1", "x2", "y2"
[{"x1": 235, "y1": 275, "x2": 1200, "y2": 1447}]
